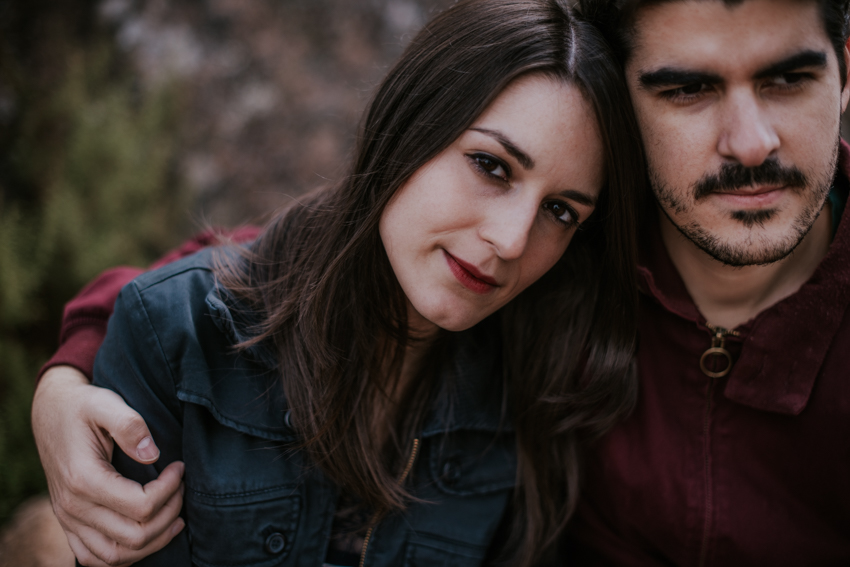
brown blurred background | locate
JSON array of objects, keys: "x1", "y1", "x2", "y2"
[{"x1": 94, "y1": 0, "x2": 456, "y2": 225}]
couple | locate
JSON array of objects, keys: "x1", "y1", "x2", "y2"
[{"x1": 32, "y1": 0, "x2": 850, "y2": 565}]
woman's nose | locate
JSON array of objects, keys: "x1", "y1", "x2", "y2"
[{"x1": 478, "y1": 199, "x2": 537, "y2": 261}]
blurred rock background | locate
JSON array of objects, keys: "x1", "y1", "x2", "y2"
[
  {"x1": 0, "y1": 0, "x2": 449, "y2": 564},
  {"x1": 95, "y1": 0, "x2": 455, "y2": 225}
]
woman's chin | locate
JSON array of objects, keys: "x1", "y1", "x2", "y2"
[{"x1": 420, "y1": 309, "x2": 492, "y2": 334}]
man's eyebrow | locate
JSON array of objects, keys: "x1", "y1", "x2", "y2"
[
  {"x1": 470, "y1": 127, "x2": 535, "y2": 169},
  {"x1": 638, "y1": 50, "x2": 830, "y2": 90},
  {"x1": 558, "y1": 189, "x2": 597, "y2": 208},
  {"x1": 754, "y1": 49, "x2": 828, "y2": 79},
  {"x1": 638, "y1": 68, "x2": 722, "y2": 90}
]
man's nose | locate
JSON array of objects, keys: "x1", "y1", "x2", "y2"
[
  {"x1": 716, "y1": 90, "x2": 780, "y2": 168},
  {"x1": 479, "y1": 200, "x2": 537, "y2": 261}
]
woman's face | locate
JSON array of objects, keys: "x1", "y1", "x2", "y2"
[{"x1": 379, "y1": 73, "x2": 605, "y2": 335}]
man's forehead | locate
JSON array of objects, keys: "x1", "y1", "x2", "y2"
[{"x1": 627, "y1": 0, "x2": 831, "y2": 73}]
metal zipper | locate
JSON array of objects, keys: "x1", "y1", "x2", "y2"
[
  {"x1": 358, "y1": 438, "x2": 420, "y2": 567},
  {"x1": 697, "y1": 322, "x2": 738, "y2": 567},
  {"x1": 699, "y1": 323, "x2": 740, "y2": 378}
]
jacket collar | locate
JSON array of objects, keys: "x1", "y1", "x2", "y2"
[
  {"x1": 205, "y1": 284, "x2": 511, "y2": 438},
  {"x1": 420, "y1": 319, "x2": 513, "y2": 437},
  {"x1": 637, "y1": 140, "x2": 850, "y2": 416}
]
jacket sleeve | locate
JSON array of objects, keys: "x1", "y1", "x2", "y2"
[
  {"x1": 38, "y1": 226, "x2": 262, "y2": 383},
  {"x1": 90, "y1": 280, "x2": 191, "y2": 565}
]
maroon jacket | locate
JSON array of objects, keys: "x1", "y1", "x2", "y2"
[
  {"x1": 568, "y1": 142, "x2": 850, "y2": 565},
  {"x1": 40, "y1": 147, "x2": 850, "y2": 564}
]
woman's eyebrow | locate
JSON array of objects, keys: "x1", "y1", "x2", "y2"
[
  {"x1": 558, "y1": 188, "x2": 597, "y2": 207},
  {"x1": 470, "y1": 127, "x2": 535, "y2": 169}
]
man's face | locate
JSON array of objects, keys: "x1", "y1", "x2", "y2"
[{"x1": 626, "y1": 0, "x2": 850, "y2": 266}]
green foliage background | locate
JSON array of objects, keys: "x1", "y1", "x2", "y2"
[{"x1": 0, "y1": 1, "x2": 189, "y2": 524}]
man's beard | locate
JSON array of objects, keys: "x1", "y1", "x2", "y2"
[{"x1": 651, "y1": 142, "x2": 839, "y2": 267}]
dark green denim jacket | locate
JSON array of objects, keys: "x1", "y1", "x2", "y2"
[{"x1": 92, "y1": 249, "x2": 517, "y2": 567}]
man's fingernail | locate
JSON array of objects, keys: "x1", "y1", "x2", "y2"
[
  {"x1": 170, "y1": 519, "x2": 185, "y2": 537},
  {"x1": 136, "y1": 436, "x2": 159, "y2": 461}
]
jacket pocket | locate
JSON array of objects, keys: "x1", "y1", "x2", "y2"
[
  {"x1": 185, "y1": 485, "x2": 300, "y2": 567},
  {"x1": 429, "y1": 431, "x2": 516, "y2": 496},
  {"x1": 404, "y1": 534, "x2": 487, "y2": 567}
]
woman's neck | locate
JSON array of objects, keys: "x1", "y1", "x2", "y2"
[{"x1": 371, "y1": 318, "x2": 438, "y2": 450}]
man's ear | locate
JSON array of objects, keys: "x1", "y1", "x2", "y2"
[{"x1": 842, "y1": 38, "x2": 850, "y2": 112}]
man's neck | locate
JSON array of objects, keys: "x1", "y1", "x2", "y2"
[{"x1": 659, "y1": 207, "x2": 833, "y2": 330}]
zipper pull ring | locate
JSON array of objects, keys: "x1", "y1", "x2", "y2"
[{"x1": 699, "y1": 323, "x2": 739, "y2": 378}]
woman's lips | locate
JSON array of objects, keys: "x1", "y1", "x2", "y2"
[{"x1": 443, "y1": 250, "x2": 497, "y2": 294}]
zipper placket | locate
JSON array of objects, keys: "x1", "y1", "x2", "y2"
[
  {"x1": 697, "y1": 373, "x2": 715, "y2": 567},
  {"x1": 358, "y1": 438, "x2": 420, "y2": 567},
  {"x1": 697, "y1": 324, "x2": 738, "y2": 567}
]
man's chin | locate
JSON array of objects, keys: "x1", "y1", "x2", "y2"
[
  {"x1": 730, "y1": 208, "x2": 779, "y2": 229},
  {"x1": 675, "y1": 219, "x2": 806, "y2": 267}
]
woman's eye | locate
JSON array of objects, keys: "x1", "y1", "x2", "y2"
[
  {"x1": 543, "y1": 200, "x2": 577, "y2": 227},
  {"x1": 469, "y1": 153, "x2": 509, "y2": 181}
]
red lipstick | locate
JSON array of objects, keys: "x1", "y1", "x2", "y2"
[{"x1": 443, "y1": 250, "x2": 497, "y2": 294}]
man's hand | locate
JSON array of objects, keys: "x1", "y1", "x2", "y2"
[{"x1": 32, "y1": 366, "x2": 185, "y2": 567}]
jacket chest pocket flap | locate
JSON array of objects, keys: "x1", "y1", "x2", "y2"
[
  {"x1": 185, "y1": 486, "x2": 301, "y2": 567},
  {"x1": 429, "y1": 431, "x2": 516, "y2": 496},
  {"x1": 395, "y1": 432, "x2": 515, "y2": 566},
  {"x1": 404, "y1": 534, "x2": 489, "y2": 567}
]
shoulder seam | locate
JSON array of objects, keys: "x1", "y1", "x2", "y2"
[
  {"x1": 127, "y1": 280, "x2": 180, "y2": 391},
  {"x1": 133, "y1": 252, "x2": 215, "y2": 291}
]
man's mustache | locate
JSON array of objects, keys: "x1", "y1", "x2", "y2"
[{"x1": 693, "y1": 159, "x2": 808, "y2": 200}]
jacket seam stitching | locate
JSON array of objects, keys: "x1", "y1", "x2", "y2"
[{"x1": 131, "y1": 281, "x2": 179, "y2": 392}]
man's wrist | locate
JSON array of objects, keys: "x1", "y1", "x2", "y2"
[
  {"x1": 34, "y1": 365, "x2": 91, "y2": 398},
  {"x1": 37, "y1": 326, "x2": 106, "y2": 385}
]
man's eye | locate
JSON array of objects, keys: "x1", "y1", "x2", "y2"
[
  {"x1": 663, "y1": 82, "x2": 709, "y2": 101},
  {"x1": 543, "y1": 200, "x2": 578, "y2": 227},
  {"x1": 679, "y1": 83, "x2": 706, "y2": 95},
  {"x1": 771, "y1": 73, "x2": 808, "y2": 86},
  {"x1": 469, "y1": 153, "x2": 509, "y2": 181}
]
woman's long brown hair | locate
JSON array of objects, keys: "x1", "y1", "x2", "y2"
[{"x1": 217, "y1": 0, "x2": 645, "y2": 564}]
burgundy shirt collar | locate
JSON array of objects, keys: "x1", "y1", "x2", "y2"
[{"x1": 637, "y1": 140, "x2": 850, "y2": 416}]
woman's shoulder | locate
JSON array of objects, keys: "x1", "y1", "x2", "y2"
[
  {"x1": 123, "y1": 247, "x2": 270, "y2": 363},
  {"x1": 119, "y1": 248, "x2": 227, "y2": 364},
  {"x1": 100, "y1": 247, "x2": 292, "y2": 442},
  {"x1": 128, "y1": 246, "x2": 221, "y2": 301}
]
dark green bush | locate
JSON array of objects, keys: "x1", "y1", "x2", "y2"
[{"x1": 0, "y1": 3, "x2": 189, "y2": 524}]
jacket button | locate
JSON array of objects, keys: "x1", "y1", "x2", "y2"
[
  {"x1": 284, "y1": 410, "x2": 293, "y2": 429},
  {"x1": 441, "y1": 458, "x2": 462, "y2": 486},
  {"x1": 264, "y1": 532, "x2": 286, "y2": 555}
]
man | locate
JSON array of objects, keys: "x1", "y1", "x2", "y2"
[
  {"x1": 31, "y1": 0, "x2": 850, "y2": 565},
  {"x1": 566, "y1": 0, "x2": 850, "y2": 564}
]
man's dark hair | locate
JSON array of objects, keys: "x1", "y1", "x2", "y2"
[{"x1": 579, "y1": 0, "x2": 850, "y2": 84}]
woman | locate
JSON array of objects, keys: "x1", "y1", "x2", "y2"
[{"x1": 90, "y1": 0, "x2": 643, "y2": 565}]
